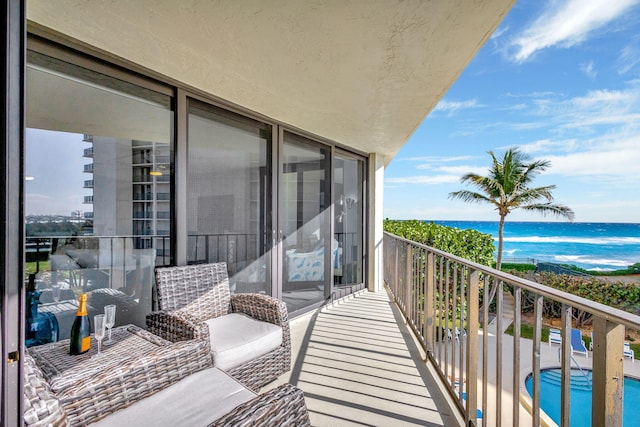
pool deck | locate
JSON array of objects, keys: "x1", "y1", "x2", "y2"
[{"x1": 476, "y1": 327, "x2": 640, "y2": 427}]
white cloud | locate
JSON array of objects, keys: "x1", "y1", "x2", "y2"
[
  {"x1": 435, "y1": 165, "x2": 488, "y2": 176},
  {"x1": 508, "y1": 0, "x2": 640, "y2": 63},
  {"x1": 527, "y1": 85, "x2": 640, "y2": 130},
  {"x1": 515, "y1": 138, "x2": 579, "y2": 154},
  {"x1": 385, "y1": 175, "x2": 461, "y2": 185},
  {"x1": 433, "y1": 99, "x2": 480, "y2": 115},
  {"x1": 401, "y1": 155, "x2": 475, "y2": 163},
  {"x1": 537, "y1": 133, "x2": 640, "y2": 185},
  {"x1": 618, "y1": 36, "x2": 640, "y2": 74},
  {"x1": 580, "y1": 60, "x2": 597, "y2": 79}
]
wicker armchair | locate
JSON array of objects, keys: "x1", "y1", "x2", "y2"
[
  {"x1": 146, "y1": 262, "x2": 291, "y2": 390},
  {"x1": 24, "y1": 351, "x2": 310, "y2": 427}
]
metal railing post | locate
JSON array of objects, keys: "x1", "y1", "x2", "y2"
[
  {"x1": 592, "y1": 317, "x2": 624, "y2": 427},
  {"x1": 425, "y1": 252, "x2": 434, "y2": 353},
  {"x1": 512, "y1": 286, "x2": 521, "y2": 427},
  {"x1": 560, "y1": 304, "x2": 572, "y2": 427},
  {"x1": 405, "y1": 243, "x2": 412, "y2": 315},
  {"x1": 532, "y1": 294, "x2": 543, "y2": 427},
  {"x1": 466, "y1": 268, "x2": 479, "y2": 426}
]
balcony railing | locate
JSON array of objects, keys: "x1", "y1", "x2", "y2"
[{"x1": 383, "y1": 232, "x2": 640, "y2": 427}]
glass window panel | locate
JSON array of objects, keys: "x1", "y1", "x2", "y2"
[
  {"x1": 187, "y1": 100, "x2": 272, "y2": 295},
  {"x1": 334, "y1": 153, "x2": 365, "y2": 286},
  {"x1": 281, "y1": 132, "x2": 330, "y2": 312},
  {"x1": 25, "y1": 51, "x2": 173, "y2": 344}
]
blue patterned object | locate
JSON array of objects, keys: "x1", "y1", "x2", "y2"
[{"x1": 26, "y1": 289, "x2": 59, "y2": 347}]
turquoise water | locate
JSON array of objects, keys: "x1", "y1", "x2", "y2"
[
  {"x1": 429, "y1": 221, "x2": 640, "y2": 271},
  {"x1": 525, "y1": 369, "x2": 640, "y2": 426}
]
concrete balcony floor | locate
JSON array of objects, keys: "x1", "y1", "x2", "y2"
[{"x1": 268, "y1": 290, "x2": 460, "y2": 426}]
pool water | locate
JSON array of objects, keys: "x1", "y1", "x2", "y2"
[{"x1": 525, "y1": 368, "x2": 640, "y2": 426}]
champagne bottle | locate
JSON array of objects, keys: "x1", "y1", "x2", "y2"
[{"x1": 69, "y1": 293, "x2": 91, "y2": 355}]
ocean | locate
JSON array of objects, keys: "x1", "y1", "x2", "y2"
[{"x1": 429, "y1": 221, "x2": 640, "y2": 272}]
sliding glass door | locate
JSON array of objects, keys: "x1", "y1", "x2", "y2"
[
  {"x1": 334, "y1": 151, "x2": 365, "y2": 287},
  {"x1": 186, "y1": 100, "x2": 273, "y2": 295},
  {"x1": 279, "y1": 132, "x2": 331, "y2": 312}
]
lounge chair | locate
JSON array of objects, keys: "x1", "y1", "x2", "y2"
[
  {"x1": 624, "y1": 342, "x2": 635, "y2": 363},
  {"x1": 570, "y1": 329, "x2": 588, "y2": 358},
  {"x1": 548, "y1": 328, "x2": 562, "y2": 346}
]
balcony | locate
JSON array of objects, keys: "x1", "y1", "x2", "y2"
[
  {"x1": 83, "y1": 195, "x2": 93, "y2": 204},
  {"x1": 133, "y1": 211, "x2": 154, "y2": 219},
  {"x1": 83, "y1": 179, "x2": 93, "y2": 188},
  {"x1": 133, "y1": 193, "x2": 154, "y2": 201},
  {"x1": 83, "y1": 147, "x2": 93, "y2": 157},
  {"x1": 22, "y1": 231, "x2": 639, "y2": 425},
  {"x1": 83, "y1": 163, "x2": 94, "y2": 173}
]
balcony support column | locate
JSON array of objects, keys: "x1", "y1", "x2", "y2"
[
  {"x1": 367, "y1": 153, "x2": 384, "y2": 292},
  {"x1": 592, "y1": 318, "x2": 624, "y2": 427}
]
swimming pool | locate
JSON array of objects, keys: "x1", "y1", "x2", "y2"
[{"x1": 525, "y1": 368, "x2": 640, "y2": 426}]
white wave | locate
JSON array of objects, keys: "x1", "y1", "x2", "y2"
[
  {"x1": 553, "y1": 255, "x2": 632, "y2": 267},
  {"x1": 499, "y1": 236, "x2": 640, "y2": 245},
  {"x1": 504, "y1": 249, "x2": 519, "y2": 255}
]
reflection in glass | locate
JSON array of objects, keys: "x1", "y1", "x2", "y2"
[
  {"x1": 25, "y1": 50, "x2": 173, "y2": 340},
  {"x1": 334, "y1": 153, "x2": 364, "y2": 286},
  {"x1": 187, "y1": 100, "x2": 272, "y2": 295},
  {"x1": 281, "y1": 132, "x2": 330, "y2": 312}
]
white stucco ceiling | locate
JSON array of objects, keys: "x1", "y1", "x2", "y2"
[{"x1": 27, "y1": 0, "x2": 515, "y2": 165}]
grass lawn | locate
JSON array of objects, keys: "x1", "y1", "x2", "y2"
[{"x1": 25, "y1": 261, "x2": 50, "y2": 276}]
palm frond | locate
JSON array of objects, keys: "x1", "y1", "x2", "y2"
[
  {"x1": 448, "y1": 190, "x2": 496, "y2": 206},
  {"x1": 520, "y1": 203, "x2": 575, "y2": 221}
]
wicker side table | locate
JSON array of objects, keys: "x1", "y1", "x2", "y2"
[{"x1": 28, "y1": 324, "x2": 212, "y2": 425}]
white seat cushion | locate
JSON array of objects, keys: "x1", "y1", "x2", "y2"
[
  {"x1": 206, "y1": 313, "x2": 283, "y2": 371},
  {"x1": 90, "y1": 367, "x2": 256, "y2": 426}
]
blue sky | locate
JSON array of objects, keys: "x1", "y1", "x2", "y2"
[{"x1": 384, "y1": 0, "x2": 640, "y2": 223}]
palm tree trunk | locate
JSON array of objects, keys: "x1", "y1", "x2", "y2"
[
  {"x1": 480, "y1": 215, "x2": 507, "y2": 322},
  {"x1": 496, "y1": 214, "x2": 505, "y2": 271}
]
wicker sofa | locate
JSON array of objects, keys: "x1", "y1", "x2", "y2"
[
  {"x1": 146, "y1": 262, "x2": 291, "y2": 390},
  {"x1": 24, "y1": 346, "x2": 310, "y2": 426}
]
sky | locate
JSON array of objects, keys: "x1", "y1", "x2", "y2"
[
  {"x1": 384, "y1": 0, "x2": 640, "y2": 224},
  {"x1": 25, "y1": 129, "x2": 88, "y2": 216}
]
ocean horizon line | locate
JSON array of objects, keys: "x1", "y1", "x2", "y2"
[{"x1": 419, "y1": 219, "x2": 640, "y2": 225}]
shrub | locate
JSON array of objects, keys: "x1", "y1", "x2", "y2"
[
  {"x1": 383, "y1": 219, "x2": 495, "y2": 267},
  {"x1": 507, "y1": 271, "x2": 640, "y2": 325}
]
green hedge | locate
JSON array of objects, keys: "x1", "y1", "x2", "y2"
[
  {"x1": 505, "y1": 271, "x2": 640, "y2": 324},
  {"x1": 501, "y1": 263, "x2": 536, "y2": 272},
  {"x1": 383, "y1": 219, "x2": 495, "y2": 267}
]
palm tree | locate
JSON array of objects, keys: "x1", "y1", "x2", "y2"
[{"x1": 449, "y1": 148, "x2": 575, "y2": 271}]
